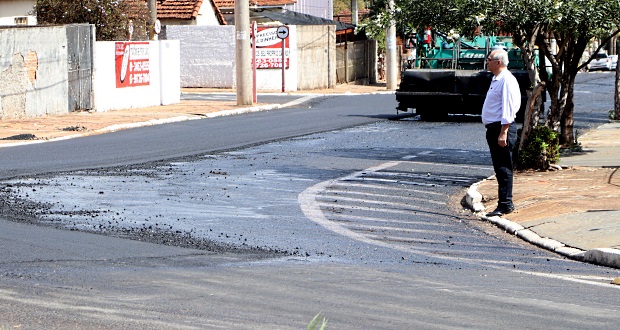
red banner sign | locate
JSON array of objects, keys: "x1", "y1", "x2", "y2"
[
  {"x1": 254, "y1": 27, "x2": 289, "y2": 69},
  {"x1": 115, "y1": 42, "x2": 150, "y2": 88}
]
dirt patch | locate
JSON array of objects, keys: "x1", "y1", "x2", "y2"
[{"x1": 477, "y1": 166, "x2": 620, "y2": 223}]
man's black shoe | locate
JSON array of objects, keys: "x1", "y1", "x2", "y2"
[{"x1": 486, "y1": 206, "x2": 515, "y2": 217}]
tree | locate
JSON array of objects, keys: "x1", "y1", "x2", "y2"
[
  {"x1": 616, "y1": 44, "x2": 620, "y2": 121},
  {"x1": 525, "y1": 0, "x2": 620, "y2": 145},
  {"x1": 368, "y1": 0, "x2": 620, "y2": 148},
  {"x1": 356, "y1": 14, "x2": 387, "y2": 53},
  {"x1": 333, "y1": 0, "x2": 368, "y2": 16},
  {"x1": 33, "y1": 0, "x2": 151, "y2": 41}
]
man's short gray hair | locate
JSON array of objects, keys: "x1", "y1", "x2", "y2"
[{"x1": 491, "y1": 49, "x2": 509, "y2": 66}]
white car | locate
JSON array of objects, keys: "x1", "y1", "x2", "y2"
[
  {"x1": 610, "y1": 55, "x2": 618, "y2": 70},
  {"x1": 587, "y1": 52, "x2": 614, "y2": 71}
]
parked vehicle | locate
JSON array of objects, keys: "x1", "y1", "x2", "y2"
[
  {"x1": 396, "y1": 31, "x2": 531, "y2": 122},
  {"x1": 610, "y1": 55, "x2": 618, "y2": 70},
  {"x1": 587, "y1": 52, "x2": 613, "y2": 71}
]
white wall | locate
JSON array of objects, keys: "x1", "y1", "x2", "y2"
[
  {"x1": 93, "y1": 40, "x2": 180, "y2": 112},
  {"x1": 164, "y1": 25, "x2": 236, "y2": 88},
  {"x1": 286, "y1": 0, "x2": 333, "y2": 20},
  {"x1": 195, "y1": 1, "x2": 221, "y2": 25},
  {"x1": 0, "y1": 0, "x2": 37, "y2": 25},
  {"x1": 164, "y1": 25, "x2": 300, "y2": 91},
  {"x1": 160, "y1": 40, "x2": 181, "y2": 105},
  {"x1": 0, "y1": 26, "x2": 68, "y2": 119},
  {"x1": 297, "y1": 25, "x2": 336, "y2": 90},
  {"x1": 0, "y1": 15, "x2": 36, "y2": 25}
]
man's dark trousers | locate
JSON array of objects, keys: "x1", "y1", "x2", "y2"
[{"x1": 485, "y1": 122, "x2": 517, "y2": 210}]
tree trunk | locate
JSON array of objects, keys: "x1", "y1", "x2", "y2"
[
  {"x1": 558, "y1": 38, "x2": 589, "y2": 145},
  {"x1": 560, "y1": 74, "x2": 576, "y2": 145},
  {"x1": 516, "y1": 32, "x2": 544, "y2": 151},
  {"x1": 545, "y1": 72, "x2": 562, "y2": 131},
  {"x1": 614, "y1": 58, "x2": 620, "y2": 120},
  {"x1": 539, "y1": 34, "x2": 563, "y2": 132},
  {"x1": 519, "y1": 83, "x2": 546, "y2": 150},
  {"x1": 541, "y1": 33, "x2": 589, "y2": 146}
]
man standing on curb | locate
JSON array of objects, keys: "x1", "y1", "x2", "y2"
[{"x1": 482, "y1": 49, "x2": 521, "y2": 217}]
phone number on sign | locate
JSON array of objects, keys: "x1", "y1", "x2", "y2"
[{"x1": 256, "y1": 58, "x2": 289, "y2": 69}]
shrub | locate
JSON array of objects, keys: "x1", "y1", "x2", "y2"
[
  {"x1": 33, "y1": 0, "x2": 151, "y2": 41},
  {"x1": 516, "y1": 126, "x2": 560, "y2": 171}
]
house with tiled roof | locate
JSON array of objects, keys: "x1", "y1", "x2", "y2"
[
  {"x1": 0, "y1": 0, "x2": 332, "y2": 27},
  {"x1": 156, "y1": 0, "x2": 226, "y2": 25},
  {"x1": 0, "y1": 0, "x2": 223, "y2": 27},
  {"x1": 156, "y1": 0, "x2": 335, "y2": 27},
  {"x1": 155, "y1": 0, "x2": 329, "y2": 26},
  {"x1": 213, "y1": 0, "x2": 298, "y2": 25}
]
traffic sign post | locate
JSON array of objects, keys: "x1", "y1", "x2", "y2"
[
  {"x1": 252, "y1": 21, "x2": 257, "y2": 103},
  {"x1": 277, "y1": 26, "x2": 289, "y2": 93}
]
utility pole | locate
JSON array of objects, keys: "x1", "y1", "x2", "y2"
[
  {"x1": 147, "y1": 0, "x2": 157, "y2": 40},
  {"x1": 235, "y1": 0, "x2": 252, "y2": 105},
  {"x1": 351, "y1": 0, "x2": 358, "y2": 26},
  {"x1": 385, "y1": 0, "x2": 398, "y2": 90}
]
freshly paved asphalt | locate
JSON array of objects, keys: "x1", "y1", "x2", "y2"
[{"x1": 1, "y1": 83, "x2": 619, "y2": 270}]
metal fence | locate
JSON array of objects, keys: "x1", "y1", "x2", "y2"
[{"x1": 66, "y1": 24, "x2": 94, "y2": 112}]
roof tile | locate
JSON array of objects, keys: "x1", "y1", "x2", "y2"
[
  {"x1": 147, "y1": 0, "x2": 296, "y2": 24},
  {"x1": 213, "y1": 0, "x2": 297, "y2": 9},
  {"x1": 333, "y1": 9, "x2": 370, "y2": 25},
  {"x1": 156, "y1": 0, "x2": 203, "y2": 19}
]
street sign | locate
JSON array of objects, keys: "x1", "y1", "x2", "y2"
[
  {"x1": 276, "y1": 26, "x2": 289, "y2": 39},
  {"x1": 154, "y1": 19, "x2": 161, "y2": 34}
]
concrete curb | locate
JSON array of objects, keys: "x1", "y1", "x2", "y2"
[
  {"x1": 0, "y1": 95, "x2": 321, "y2": 149},
  {"x1": 465, "y1": 181, "x2": 620, "y2": 269}
]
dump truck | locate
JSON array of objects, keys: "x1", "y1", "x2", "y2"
[{"x1": 396, "y1": 32, "x2": 530, "y2": 122}]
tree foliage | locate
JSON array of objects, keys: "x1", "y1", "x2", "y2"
[
  {"x1": 333, "y1": 0, "x2": 368, "y2": 16},
  {"x1": 356, "y1": 15, "x2": 387, "y2": 52},
  {"x1": 367, "y1": 0, "x2": 620, "y2": 152},
  {"x1": 33, "y1": 0, "x2": 152, "y2": 41},
  {"x1": 478, "y1": 0, "x2": 620, "y2": 146}
]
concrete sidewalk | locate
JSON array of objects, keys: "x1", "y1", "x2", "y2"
[{"x1": 467, "y1": 122, "x2": 620, "y2": 269}]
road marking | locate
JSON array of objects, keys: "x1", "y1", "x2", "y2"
[
  {"x1": 329, "y1": 182, "x2": 446, "y2": 196},
  {"x1": 327, "y1": 213, "x2": 456, "y2": 228},
  {"x1": 316, "y1": 201, "x2": 451, "y2": 219},
  {"x1": 298, "y1": 160, "x2": 620, "y2": 289},
  {"x1": 321, "y1": 189, "x2": 445, "y2": 205}
]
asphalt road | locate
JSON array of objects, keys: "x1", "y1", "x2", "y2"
[
  {"x1": 1, "y1": 74, "x2": 619, "y2": 328},
  {"x1": 0, "y1": 94, "x2": 396, "y2": 179}
]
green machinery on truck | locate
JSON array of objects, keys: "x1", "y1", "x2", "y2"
[{"x1": 396, "y1": 31, "x2": 531, "y2": 121}]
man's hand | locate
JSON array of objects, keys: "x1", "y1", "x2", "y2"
[
  {"x1": 498, "y1": 124, "x2": 510, "y2": 147},
  {"x1": 497, "y1": 134, "x2": 507, "y2": 147}
]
